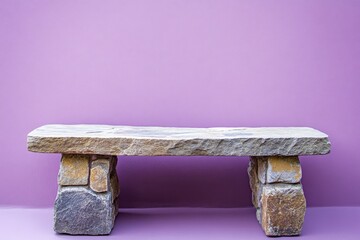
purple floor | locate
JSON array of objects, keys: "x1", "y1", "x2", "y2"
[{"x1": 1, "y1": 207, "x2": 359, "y2": 239}]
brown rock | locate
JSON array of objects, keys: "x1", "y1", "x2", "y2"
[
  {"x1": 91, "y1": 155, "x2": 117, "y2": 173},
  {"x1": 58, "y1": 154, "x2": 90, "y2": 186},
  {"x1": 258, "y1": 156, "x2": 302, "y2": 184},
  {"x1": 110, "y1": 173, "x2": 120, "y2": 202},
  {"x1": 113, "y1": 196, "x2": 120, "y2": 218},
  {"x1": 110, "y1": 156, "x2": 117, "y2": 173},
  {"x1": 90, "y1": 159, "x2": 110, "y2": 192},
  {"x1": 261, "y1": 184, "x2": 306, "y2": 236}
]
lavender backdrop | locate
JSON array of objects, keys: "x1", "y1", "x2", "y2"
[{"x1": 0, "y1": 0, "x2": 359, "y2": 208}]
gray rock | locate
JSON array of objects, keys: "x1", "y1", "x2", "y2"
[
  {"x1": 256, "y1": 208, "x2": 262, "y2": 223},
  {"x1": 255, "y1": 157, "x2": 267, "y2": 183},
  {"x1": 27, "y1": 124, "x2": 330, "y2": 156},
  {"x1": 54, "y1": 187, "x2": 116, "y2": 235},
  {"x1": 248, "y1": 158, "x2": 264, "y2": 209}
]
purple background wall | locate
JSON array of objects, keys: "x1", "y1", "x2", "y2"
[{"x1": 1, "y1": 0, "x2": 359, "y2": 208}]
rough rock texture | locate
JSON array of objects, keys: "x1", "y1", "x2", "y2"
[
  {"x1": 90, "y1": 159, "x2": 110, "y2": 193},
  {"x1": 257, "y1": 156, "x2": 302, "y2": 184},
  {"x1": 27, "y1": 124, "x2": 330, "y2": 156},
  {"x1": 248, "y1": 158, "x2": 261, "y2": 209},
  {"x1": 248, "y1": 158, "x2": 264, "y2": 223},
  {"x1": 54, "y1": 187, "x2": 116, "y2": 235},
  {"x1": 54, "y1": 154, "x2": 119, "y2": 235},
  {"x1": 248, "y1": 157, "x2": 306, "y2": 236},
  {"x1": 261, "y1": 184, "x2": 306, "y2": 236},
  {"x1": 255, "y1": 157, "x2": 267, "y2": 184},
  {"x1": 58, "y1": 154, "x2": 89, "y2": 186},
  {"x1": 110, "y1": 173, "x2": 120, "y2": 202}
]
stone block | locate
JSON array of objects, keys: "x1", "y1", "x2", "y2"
[
  {"x1": 54, "y1": 187, "x2": 116, "y2": 235},
  {"x1": 258, "y1": 156, "x2": 302, "y2": 184},
  {"x1": 261, "y1": 184, "x2": 306, "y2": 236},
  {"x1": 255, "y1": 157, "x2": 267, "y2": 183},
  {"x1": 58, "y1": 154, "x2": 89, "y2": 186},
  {"x1": 90, "y1": 159, "x2": 110, "y2": 193},
  {"x1": 110, "y1": 172, "x2": 120, "y2": 202},
  {"x1": 248, "y1": 157, "x2": 266, "y2": 210},
  {"x1": 248, "y1": 158, "x2": 259, "y2": 208}
]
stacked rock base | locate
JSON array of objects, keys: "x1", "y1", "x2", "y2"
[
  {"x1": 54, "y1": 154, "x2": 120, "y2": 235},
  {"x1": 248, "y1": 156, "x2": 306, "y2": 236}
]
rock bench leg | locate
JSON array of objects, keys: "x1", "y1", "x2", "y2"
[
  {"x1": 248, "y1": 156, "x2": 306, "y2": 236},
  {"x1": 54, "y1": 154, "x2": 120, "y2": 235}
]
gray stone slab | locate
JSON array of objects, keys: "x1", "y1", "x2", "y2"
[{"x1": 27, "y1": 124, "x2": 330, "y2": 156}]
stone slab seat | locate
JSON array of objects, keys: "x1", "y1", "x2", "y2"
[{"x1": 27, "y1": 124, "x2": 330, "y2": 236}]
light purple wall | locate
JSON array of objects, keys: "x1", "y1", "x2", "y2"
[{"x1": 1, "y1": 0, "x2": 359, "y2": 208}]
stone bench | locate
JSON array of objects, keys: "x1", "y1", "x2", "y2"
[{"x1": 27, "y1": 124, "x2": 330, "y2": 236}]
